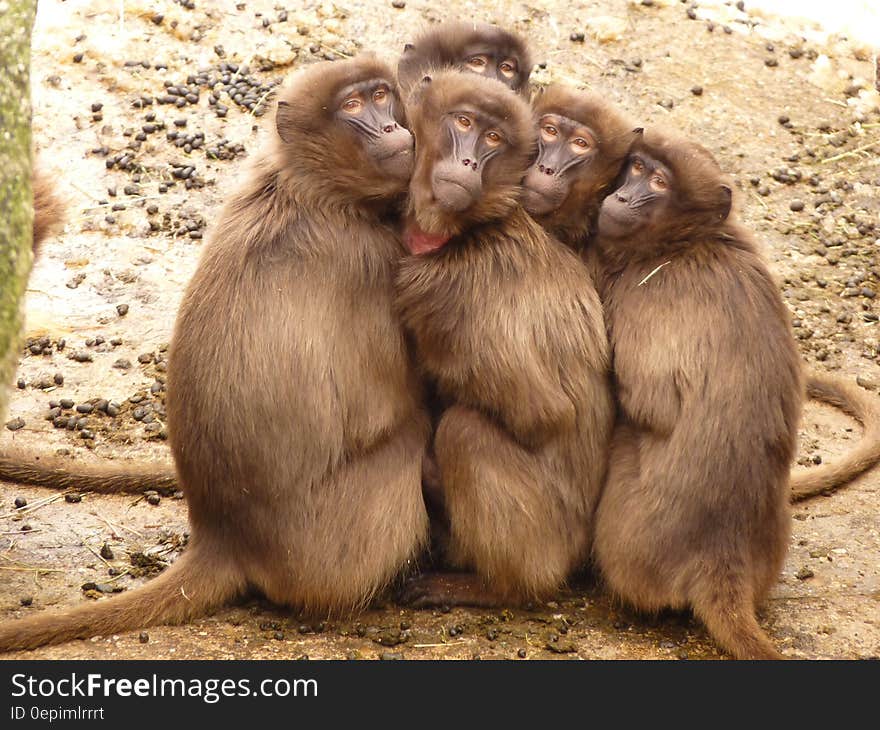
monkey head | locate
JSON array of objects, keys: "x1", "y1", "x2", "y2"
[
  {"x1": 598, "y1": 129, "x2": 733, "y2": 249},
  {"x1": 274, "y1": 56, "x2": 413, "y2": 202},
  {"x1": 398, "y1": 22, "x2": 532, "y2": 98},
  {"x1": 522, "y1": 86, "x2": 639, "y2": 245},
  {"x1": 404, "y1": 71, "x2": 535, "y2": 251}
]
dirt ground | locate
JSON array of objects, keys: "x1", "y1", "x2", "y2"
[{"x1": 1, "y1": 0, "x2": 878, "y2": 660}]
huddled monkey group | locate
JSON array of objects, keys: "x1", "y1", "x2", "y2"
[{"x1": 6, "y1": 21, "x2": 880, "y2": 660}]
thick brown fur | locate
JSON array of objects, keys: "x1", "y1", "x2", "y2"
[
  {"x1": 31, "y1": 160, "x2": 65, "y2": 255},
  {"x1": 0, "y1": 56, "x2": 429, "y2": 652},
  {"x1": 397, "y1": 21, "x2": 532, "y2": 98},
  {"x1": 527, "y1": 86, "x2": 636, "y2": 248},
  {"x1": 396, "y1": 73, "x2": 613, "y2": 601},
  {"x1": 592, "y1": 129, "x2": 802, "y2": 659}
]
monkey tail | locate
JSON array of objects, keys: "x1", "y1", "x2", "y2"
[
  {"x1": 790, "y1": 372, "x2": 880, "y2": 502},
  {"x1": 691, "y1": 586, "x2": 783, "y2": 660},
  {"x1": 0, "y1": 542, "x2": 242, "y2": 652},
  {"x1": 32, "y1": 161, "x2": 66, "y2": 255},
  {"x1": 0, "y1": 449, "x2": 177, "y2": 495}
]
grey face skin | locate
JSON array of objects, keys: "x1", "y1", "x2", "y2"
[
  {"x1": 598, "y1": 153, "x2": 674, "y2": 237},
  {"x1": 430, "y1": 108, "x2": 507, "y2": 212},
  {"x1": 523, "y1": 113, "x2": 599, "y2": 216},
  {"x1": 334, "y1": 78, "x2": 413, "y2": 180},
  {"x1": 459, "y1": 43, "x2": 523, "y2": 89}
]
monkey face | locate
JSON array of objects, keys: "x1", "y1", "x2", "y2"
[
  {"x1": 460, "y1": 45, "x2": 523, "y2": 90},
  {"x1": 334, "y1": 78, "x2": 413, "y2": 181},
  {"x1": 397, "y1": 23, "x2": 533, "y2": 99},
  {"x1": 523, "y1": 113, "x2": 598, "y2": 216},
  {"x1": 405, "y1": 72, "x2": 534, "y2": 240},
  {"x1": 598, "y1": 154, "x2": 673, "y2": 238},
  {"x1": 430, "y1": 109, "x2": 507, "y2": 212}
]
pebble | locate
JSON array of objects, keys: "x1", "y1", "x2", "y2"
[
  {"x1": 691, "y1": 86, "x2": 703, "y2": 96},
  {"x1": 65, "y1": 493, "x2": 83, "y2": 503},
  {"x1": 16, "y1": 378, "x2": 25, "y2": 389},
  {"x1": 100, "y1": 544, "x2": 115, "y2": 560},
  {"x1": 139, "y1": 632, "x2": 150, "y2": 643},
  {"x1": 517, "y1": 648, "x2": 527, "y2": 658},
  {"x1": 116, "y1": 303, "x2": 130, "y2": 316},
  {"x1": 796, "y1": 567, "x2": 815, "y2": 580},
  {"x1": 14, "y1": 497, "x2": 27, "y2": 509},
  {"x1": 789, "y1": 200, "x2": 805, "y2": 212},
  {"x1": 391, "y1": 0, "x2": 406, "y2": 7},
  {"x1": 146, "y1": 493, "x2": 161, "y2": 505},
  {"x1": 20, "y1": 597, "x2": 33, "y2": 606},
  {"x1": 5, "y1": 417, "x2": 24, "y2": 431},
  {"x1": 54, "y1": 373, "x2": 64, "y2": 385},
  {"x1": 114, "y1": 358, "x2": 132, "y2": 370},
  {"x1": 570, "y1": 32, "x2": 585, "y2": 43}
]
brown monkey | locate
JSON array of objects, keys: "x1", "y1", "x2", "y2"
[
  {"x1": 521, "y1": 88, "x2": 880, "y2": 501},
  {"x1": 592, "y1": 129, "x2": 802, "y2": 659},
  {"x1": 394, "y1": 71, "x2": 613, "y2": 605},
  {"x1": 397, "y1": 21, "x2": 532, "y2": 99},
  {"x1": 31, "y1": 161, "x2": 65, "y2": 255},
  {"x1": 523, "y1": 86, "x2": 637, "y2": 250},
  {"x1": 0, "y1": 56, "x2": 429, "y2": 652}
]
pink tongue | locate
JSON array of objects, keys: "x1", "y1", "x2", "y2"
[{"x1": 404, "y1": 224, "x2": 451, "y2": 255}]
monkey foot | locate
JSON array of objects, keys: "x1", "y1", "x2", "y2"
[{"x1": 397, "y1": 572, "x2": 504, "y2": 609}]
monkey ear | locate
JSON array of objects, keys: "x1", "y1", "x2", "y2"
[
  {"x1": 404, "y1": 43, "x2": 415, "y2": 52},
  {"x1": 632, "y1": 127, "x2": 644, "y2": 136},
  {"x1": 276, "y1": 101, "x2": 296, "y2": 144},
  {"x1": 421, "y1": 75, "x2": 432, "y2": 84},
  {"x1": 718, "y1": 184, "x2": 732, "y2": 221}
]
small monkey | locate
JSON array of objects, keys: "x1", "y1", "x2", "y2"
[
  {"x1": 397, "y1": 21, "x2": 532, "y2": 98},
  {"x1": 592, "y1": 129, "x2": 802, "y2": 659},
  {"x1": 395, "y1": 72, "x2": 613, "y2": 605},
  {"x1": 523, "y1": 86, "x2": 637, "y2": 249},
  {"x1": 0, "y1": 56, "x2": 429, "y2": 652}
]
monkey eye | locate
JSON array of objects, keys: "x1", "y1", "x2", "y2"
[
  {"x1": 649, "y1": 174, "x2": 668, "y2": 192},
  {"x1": 372, "y1": 87, "x2": 389, "y2": 104},
  {"x1": 455, "y1": 115, "x2": 473, "y2": 131},
  {"x1": 467, "y1": 55, "x2": 489, "y2": 72},
  {"x1": 499, "y1": 59, "x2": 517, "y2": 78},
  {"x1": 540, "y1": 124, "x2": 559, "y2": 142},
  {"x1": 571, "y1": 136, "x2": 593, "y2": 154},
  {"x1": 630, "y1": 158, "x2": 645, "y2": 175},
  {"x1": 342, "y1": 96, "x2": 363, "y2": 114},
  {"x1": 485, "y1": 130, "x2": 504, "y2": 147}
]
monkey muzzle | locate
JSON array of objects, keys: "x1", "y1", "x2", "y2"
[
  {"x1": 431, "y1": 138, "x2": 485, "y2": 212},
  {"x1": 522, "y1": 164, "x2": 568, "y2": 216},
  {"x1": 371, "y1": 124, "x2": 414, "y2": 180}
]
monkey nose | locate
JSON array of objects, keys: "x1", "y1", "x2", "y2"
[{"x1": 382, "y1": 124, "x2": 397, "y2": 133}]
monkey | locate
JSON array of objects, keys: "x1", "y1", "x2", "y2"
[
  {"x1": 519, "y1": 87, "x2": 880, "y2": 502},
  {"x1": 522, "y1": 86, "x2": 637, "y2": 250},
  {"x1": 0, "y1": 55, "x2": 430, "y2": 652},
  {"x1": 590, "y1": 129, "x2": 805, "y2": 659},
  {"x1": 397, "y1": 21, "x2": 532, "y2": 99},
  {"x1": 393, "y1": 71, "x2": 613, "y2": 606}
]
